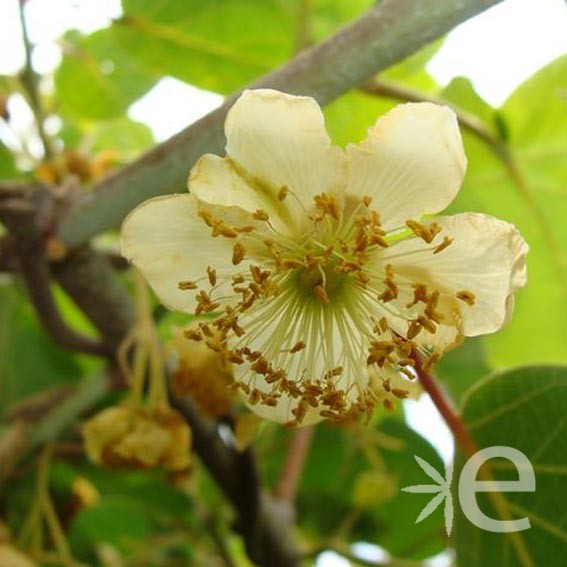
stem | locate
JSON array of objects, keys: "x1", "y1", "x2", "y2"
[
  {"x1": 275, "y1": 426, "x2": 315, "y2": 502},
  {"x1": 412, "y1": 351, "x2": 478, "y2": 458}
]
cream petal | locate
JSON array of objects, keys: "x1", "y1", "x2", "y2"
[
  {"x1": 224, "y1": 89, "x2": 345, "y2": 219},
  {"x1": 121, "y1": 194, "x2": 239, "y2": 313},
  {"x1": 189, "y1": 153, "x2": 291, "y2": 234},
  {"x1": 378, "y1": 212, "x2": 529, "y2": 340},
  {"x1": 346, "y1": 102, "x2": 466, "y2": 231}
]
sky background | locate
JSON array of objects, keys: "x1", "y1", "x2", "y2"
[{"x1": 1, "y1": 1, "x2": 566, "y2": 565}]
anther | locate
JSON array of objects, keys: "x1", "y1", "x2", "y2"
[{"x1": 456, "y1": 290, "x2": 476, "y2": 306}]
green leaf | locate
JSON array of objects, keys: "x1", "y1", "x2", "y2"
[
  {"x1": 0, "y1": 140, "x2": 17, "y2": 179},
  {"x1": 55, "y1": 28, "x2": 156, "y2": 120},
  {"x1": 69, "y1": 496, "x2": 154, "y2": 556},
  {"x1": 324, "y1": 42, "x2": 442, "y2": 146},
  {"x1": 445, "y1": 55, "x2": 567, "y2": 366},
  {"x1": 113, "y1": 0, "x2": 374, "y2": 94},
  {"x1": 455, "y1": 366, "x2": 567, "y2": 567},
  {"x1": 260, "y1": 418, "x2": 446, "y2": 559},
  {"x1": 0, "y1": 285, "x2": 83, "y2": 414}
]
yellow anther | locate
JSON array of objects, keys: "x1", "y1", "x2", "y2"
[
  {"x1": 407, "y1": 319, "x2": 423, "y2": 339},
  {"x1": 362, "y1": 195, "x2": 372, "y2": 207},
  {"x1": 433, "y1": 236, "x2": 453, "y2": 254},
  {"x1": 207, "y1": 266, "x2": 217, "y2": 287},
  {"x1": 253, "y1": 209, "x2": 269, "y2": 222},
  {"x1": 314, "y1": 282, "x2": 329, "y2": 304},
  {"x1": 178, "y1": 280, "x2": 198, "y2": 290},
  {"x1": 456, "y1": 290, "x2": 476, "y2": 306},
  {"x1": 406, "y1": 220, "x2": 442, "y2": 243},
  {"x1": 314, "y1": 193, "x2": 340, "y2": 220},
  {"x1": 278, "y1": 186, "x2": 288, "y2": 201},
  {"x1": 289, "y1": 341, "x2": 306, "y2": 354},
  {"x1": 417, "y1": 315, "x2": 437, "y2": 334},
  {"x1": 232, "y1": 242, "x2": 246, "y2": 265},
  {"x1": 391, "y1": 388, "x2": 409, "y2": 399}
]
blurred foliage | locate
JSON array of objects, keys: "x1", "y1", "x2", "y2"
[{"x1": 1, "y1": 0, "x2": 566, "y2": 566}]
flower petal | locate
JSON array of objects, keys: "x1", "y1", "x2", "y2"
[
  {"x1": 378, "y1": 212, "x2": 528, "y2": 339},
  {"x1": 121, "y1": 194, "x2": 237, "y2": 313},
  {"x1": 346, "y1": 102, "x2": 466, "y2": 231},
  {"x1": 224, "y1": 89, "x2": 345, "y2": 217},
  {"x1": 189, "y1": 153, "x2": 292, "y2": 234}
]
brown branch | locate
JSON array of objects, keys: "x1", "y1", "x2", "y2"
[
  {"x1": 171, "y1": 398, "x2": 300, "y2": 567},
  {"x1": 57, "y1": 0, "x2": 503, "y2": 247},
  {"x1": 275, "y1": 426, "x2": 315, "y2": 503},
  {"x1": 0, "y1": 186, "x2": 107, "y2": 356}
]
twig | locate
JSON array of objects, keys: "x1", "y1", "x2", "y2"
[
  {"x1": 17, "y1": 0, "x2": 54, "y2": 160},
  {"x1": 0, "y1": 188, "x2": 107, "y2": 356},
  {"x1": 57, "y1": 0, "x2": 503, "y2": 246},
  {"x1": 275, "y1": 426, "x2": 315, "y2": 502},
  {"x1": 171, "y1": 397, "x2": 300, "y2": 567}
]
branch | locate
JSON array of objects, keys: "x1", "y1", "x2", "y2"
[
  {"x1": 171, "y1": 398, "x2": 300, "y2": 567},
  {"x1": 0, "y1": 185, "x2": 107, "y2": 356},
  {"x1": 57, "y1": 0, "x2": 503, "y2": 247}
]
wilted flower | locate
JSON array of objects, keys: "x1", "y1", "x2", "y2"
[
  {"x1": 121, "y1": 89, "x2": 527, "y2": 426},
  {"x1": 169, "y1": 324, "x2": 236, "y2": 418},
  {"x1": 83, "y1": 405, "x2": 191, "y2": 471}
]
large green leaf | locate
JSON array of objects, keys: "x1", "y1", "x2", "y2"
[
  {"x1": 445, "y1": 56, "x2": 567, "y2": 366},
  {"x1": 113, "y1": 0, "x2": 373, "y2": 94},
  {"x1": 55, "y1": 28, "x2": 156, "y2": 120},
  {"x1": 455, "y1": 366, "x2": 567, "y2": 567}
]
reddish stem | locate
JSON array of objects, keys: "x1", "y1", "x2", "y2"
[
  {"x1": 412, "y1": 352, "x2": 479, "y2": 458},
  {"x1": 275, "y1": 426, "x2": 315, "y2": 502}
]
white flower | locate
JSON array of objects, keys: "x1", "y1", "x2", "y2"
[{"x1": 121, "y1": 89, "x2": 528, "y2": 426}]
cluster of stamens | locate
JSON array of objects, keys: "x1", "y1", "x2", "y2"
[{"x1": 178, "y1": 190, "x2": 476, "y2": 425}]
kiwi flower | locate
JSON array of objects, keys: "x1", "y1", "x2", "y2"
[{"x1": 121, "y1": 89, "x2": 527, "y2": 426}]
